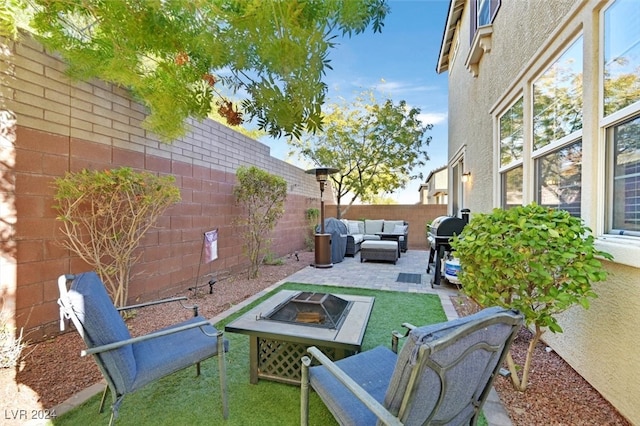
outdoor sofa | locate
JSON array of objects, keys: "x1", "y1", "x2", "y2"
[{"x1": 341, "y1": 219, "x2": 409, "y2": 256}]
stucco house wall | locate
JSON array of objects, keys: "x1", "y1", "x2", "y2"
[
  {"x1": 0, "y1": 33, "x2": 323, "y2": 340},
  {"x1": 437, "y1": 0, "x2": 640, "y2": 423}
]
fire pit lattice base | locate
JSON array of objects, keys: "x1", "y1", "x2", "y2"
[{"x1": 258, "y1": 338, "x2": 339, "y2": 383}]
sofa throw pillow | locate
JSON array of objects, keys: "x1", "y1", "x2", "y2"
[
  {"x1": 383, "y1": 220, "x2": 403, "y2": 233},
  {"x1": 365, "y1": 219, "x2": 384, "y2": 234},
  {"x1": 393, "y1": 224, "x2": 408, "y2": 234},
  {"x1": 348, "y1": 222, "x2": 361, "y2": 235}
]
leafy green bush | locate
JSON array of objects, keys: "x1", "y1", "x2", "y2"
[
  {"x1": 451, "y1": 203, "x2": 612, "y2": 391},
  {"x1": 234, "y1": 166, "x2": 287, "y2": 279}
]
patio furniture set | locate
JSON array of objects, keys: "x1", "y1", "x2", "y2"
[
  {"x1": 58, "y1": 272, "x2": 523, "y2": 425},
  {"x1": 342, "y1": 219, "x2": 409, "y2": 264}
]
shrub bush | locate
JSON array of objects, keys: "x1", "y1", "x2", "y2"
[{"x1": 451, "y1": 203, "x2": 612, "y2": 391}]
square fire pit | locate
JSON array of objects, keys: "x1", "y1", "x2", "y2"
[
  {"x1": 225, "y1": 290, "x2": 375, "y2": 384},
  {"x1": 262, "y1": 291, "x2": 352, "y2": 329}
]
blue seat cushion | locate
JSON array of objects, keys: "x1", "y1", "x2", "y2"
[
  {"x1": 309, "y1": 346, "x2": 397, "y2": 426},
  {"x1": 131, "y1": 317, "x2": 229, "y2": 391}
]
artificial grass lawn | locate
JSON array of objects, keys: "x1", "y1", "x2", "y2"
[{"x1": 54, "y1": 283, "x2": 446, "y2": 425}]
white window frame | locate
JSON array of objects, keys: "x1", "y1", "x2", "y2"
[
  {"x1": 498, "y1": 96, "x2": 525, "y2": 208},
  {"x1": 449, "y1": 146, "x2": 467, "y2": 217},
  {"x1": 595, "y1": 0, "x2": 640, "y2": 266},
  {"x1": 531, "y1": 34, "x2": 584, "y2": 215},
  {"x1": 534, "y1": 137, "x2": 583, "y2": 216}
]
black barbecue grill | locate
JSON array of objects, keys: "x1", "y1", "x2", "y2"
[{"x1": 427, "y1": 209, "x2": 470, "y2": 286}]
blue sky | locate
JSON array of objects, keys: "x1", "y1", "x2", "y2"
[{"x1": 264, "y1": 0, "x2": 451, "y2": 204}]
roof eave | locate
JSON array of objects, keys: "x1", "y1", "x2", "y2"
[{"x1": 436, "y1": 0, "x2": 466, "y2": 74}]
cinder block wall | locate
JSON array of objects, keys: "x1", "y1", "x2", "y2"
[
  {"x1": 1, "y1": 33, "x2": 322, "y2": 340},
  {"x1": 326, "y1": 204, "x2": 447, "y2": 249}
]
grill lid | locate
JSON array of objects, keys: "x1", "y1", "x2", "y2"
[{"x1": 429, "y1": 216, "x2": 467, "y2": 238}]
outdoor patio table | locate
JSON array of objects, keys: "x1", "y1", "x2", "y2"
[{"x1": 225, "y1": 290, "x2": 374, "y2": 385}]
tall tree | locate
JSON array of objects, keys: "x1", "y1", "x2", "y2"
[
  {"x1": 290, "y1": 91, "x2": 431, "y2": 217},
  {"x1": 24, "y1": 0, "x2": 388, "y2": 141}
]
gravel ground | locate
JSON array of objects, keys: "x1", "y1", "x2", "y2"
[
  {"x1": 451, "y1": 295, "x2": 631, "y2": 426},
  {"x1": 1, "y1": 252, "x2": 631, "y2": 425}
]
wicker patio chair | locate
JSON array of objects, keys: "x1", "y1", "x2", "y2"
[
  {"x1": 57, "y1": 272, "x2": 229, "y2": 425},
  {"x1": 301, "y1": 306, "x2": 523, "y2": 425}
]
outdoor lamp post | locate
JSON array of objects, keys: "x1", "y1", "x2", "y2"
[{"x1": 306, "y1": 167, "x2": 339, "y2": 268}]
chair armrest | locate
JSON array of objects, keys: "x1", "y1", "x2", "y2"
[
  {"x1": 117, "y1": 296, "x2": 186, "y2": 311},
  {"x1": 391, "y1": 322, "x2": 416, "y2": 353},
  {"x1": 118, "y1": 296, "x2": 199, "y2": 317},
  {"x1": 304, "y1": 346, "x2": 402, "y2": 426},
  {"x1": 81, "y1": 320, "x2": 220, "y2": 356}
]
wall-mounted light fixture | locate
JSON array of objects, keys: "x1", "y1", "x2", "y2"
[{"x1": 462, "y1": 172, "x2": 471, "y2": 183}]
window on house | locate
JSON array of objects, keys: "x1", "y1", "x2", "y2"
[
  {"x1": 452, "y1": 161, "x2": 462, "y2": 216},
  {"x1": 499, "y1": 97, "x2": 523, "y2": 208},
  {"x1": 532, "y1": 36, "x2": 583, "y2": 215},
  {"x1": 608, "y1": 115, "x2": 640, "y2": 234},
  {"x1": 533, "y1": 37, "x2": 583, "y2": 151},
  {"x1": 470, "y1": 0, "x2": 500, "y2": 43},
  {"x1": 603, "y1": 0, "x2": 640, "y2": 117},
  {"x1": 536, "y1": 140, "x2": 582, "y2": 217},
  {"x1": 603, "y1": 0, "x2": 640, "y2": 236},
  {"x1": 500, "y1": 97, "x2": 524, "y2": 166},
  {"x1": 477, "y1": 0, "x2": 492, "y2": 27},
  {"x1": 501, "y1": 166, "x2": 523, "y2": 209}
]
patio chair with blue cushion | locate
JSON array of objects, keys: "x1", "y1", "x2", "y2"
[
  {"x1": 57, "y1": 272, "x2": 229, "y2": 425},
  {"x1": 301, "y1": 306, "x2": 523, "y2": 426}
]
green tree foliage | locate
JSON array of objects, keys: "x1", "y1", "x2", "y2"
[
  {"x1": 290, "y1": 91, "x2": 431, "y2": 217},
  {"x1": 54, "y1": 168, "x2": 181, "y2": 308},
  {"x1": 0, "y1": 0, "x2": 22, "y2": 38},
  {"x1": 233, "y1": 166, "x2": 287, "y2": 279},
  {"x1": 27, "y1": 0, "x2": 389, "y2": 141},
  {"x1": 451, "y1": 203, "x2": 613, "y2": 391}
]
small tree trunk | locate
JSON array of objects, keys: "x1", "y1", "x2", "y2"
[{"x1": 507, "y1": 325, "x2": 544, "y2": 392}]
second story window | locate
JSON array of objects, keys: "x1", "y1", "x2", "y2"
[
  {"x1": 471, "y1": 0, "x2": 501, "y2": 43},
  {"x1": 477, "y1": 0, "x2": 492, "y2": 27}
]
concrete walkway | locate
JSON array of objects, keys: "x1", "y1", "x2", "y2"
[{"x1": 52, "y1": 249, "x2": 513, "y2": 426}]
